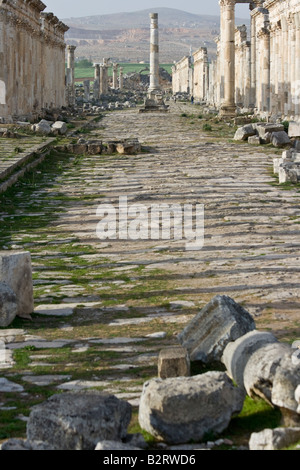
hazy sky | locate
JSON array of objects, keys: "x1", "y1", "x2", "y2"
[{"x1": 44, "y1": 0, "x2": 250, "y2": 19}]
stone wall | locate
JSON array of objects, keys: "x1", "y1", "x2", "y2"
[
  {"x1": 172, "y1": 0, "x2": 300, "y2": 121},
  {"x1": 172, "y1": 56, "x2": 193, "y2": 95},
  {"x1": 193, "y1": 48, "x2": 209, "y2": 102},
  {"x1": 0, "y1": 0, "x2": 68, "y2": 122}
]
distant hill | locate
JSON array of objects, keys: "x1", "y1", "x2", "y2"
[
  {"x1": 63, "y1": 7, "x2": 250, "y2": 63},
  {"x1": 63, "y1": 8, "x2": 221, "y2": 30}
]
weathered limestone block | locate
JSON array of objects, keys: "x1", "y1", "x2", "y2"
[
  {"x1": 0, "y1": 439, "x2": 54, "y2": 451},
  {"x1": 249, "y1": 427, "x2": 300, "y2": 451},
  {"x1": 271, "y1": 353, "x2": 300, "y2": 425},
  {"x1": 177, "y1": 295, "x2": 256, "y2": 364},
  {"x1": 67, "y1": 144, "x2": 88, "y2": 155},
  {"x1": 51, "y1": 121, "x2": 67, "y2": 135},
  {"x1": 243, "y1": 342, "x2": 292, "y2": 404},
  {"x1": 95, "y1": 441, "x2": 142, "y2": 451},
  {"x1": 288, "y1": 121, "x2": 300, "y2": 138},
  {"x1": 295, "y1": 385, "x2": 300, "y2": 414},
  {"x1": 0, "y1": 251, "x2": 33, "y2": 319},
  {"x1": 31, "y1": 120, "x2": 52, "y2": 135},
  {"x1": 27, "y1": 391, "x2": 132, "y2": 450},
  {"x1": 116, "y1": 139, "x2": 141, "y2": 155},
  {"x1": 234, "y1": 125, "x2": 256, "y2": 141},
  {"x1": 279, "y1": 162, "x2": 300, "y2": 184},
  {"x1": 0, "y1": 282, "x2": 18, "y2": 327},
  {"x1": 222, "y1": 330, "x2": 279, "y2": 390},
  {"x1": 138, "y1": 372, "x2": 245, "y2": 444},
  {"x1": 255, "y1": 123, "x2": 284, "y2": 139},
  {"x1": 158, "y1": 346, "x2": 190, "y2": 379},
  {"x1": 271, "y1": 131, "x2": 292, "y2": 149},
  {"x1": 248, "y1": 135, "x2": 261, "y2": 145},
  {"x1": 87, "y1": 141, "x2": 103, "y2": 155}
]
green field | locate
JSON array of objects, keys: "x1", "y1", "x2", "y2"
[{"x1": 74, "y1": 63, "x2": 173, "y2": 81}]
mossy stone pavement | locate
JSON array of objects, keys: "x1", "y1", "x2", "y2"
[{"x1": 0, "y1": 102, "x2": 299, "y2": 447}]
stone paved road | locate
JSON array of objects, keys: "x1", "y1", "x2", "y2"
[
  {"x1": 1, "y1": 103, "x2": 300, "y2": 439},
  {"x1": 66, "y1": 102, "x2": 299, "y2": 340}
]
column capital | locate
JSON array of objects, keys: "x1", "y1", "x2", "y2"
[{"x1": 219, "y1": 0, "x2": 235, "y2": 8}]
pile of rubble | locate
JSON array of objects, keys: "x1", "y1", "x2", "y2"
[
  {"x1": 234, "y1": 122, "x2": 294, "y2": 148},
  {"x1": 273, "y1": 149, "x2": 300, "y2": 184},
  {"x1": 1, "y1": 290, "x2": 299, "y2": 451}
]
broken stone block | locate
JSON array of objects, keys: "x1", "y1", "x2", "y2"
[
  {"x1": 255, "y1": 123, "x2": 284, "y2": 138},
  {"x1": 95, "y1": 441, "x2": 142, "y2": 451},
  {"x1": 158, "y1": 346, "x2": 190, "y2": 379},
  {"x1": 271, "y1": 353, "x2": 300, "y2": 425},
  {"x1": 222, "y1": 330, "x2": 279, "y2": 390},
  {"x1": 279, "y1": 162, "x2": 300, "y2": 183},
  {"x1": 234, "y1": 124, "x2": 256, "y2": 141},
  {"x1": 243, "y1": 342, "x2": 292, "y2": 404},
  {"x1": 31, "y1": 119, "x2": 52, "y2": 135},
  {"x1": 272, "y1": 131, "x2": 292, "y2": 148},
  {"x1": 67, "y1": 143, "x2": 88, "y2": 154},
  {"x1": 51, "y1": 121, "x2": 67, "y2": 135},
  {"x1": 27, "y1": 391, "x2": 132, "y2": 450},
  {"x1": 0, "y1": 282, "x2": 18, "y2": 327},
  {"x1": 249, "y1": 427, "x2": 300, "y2": 451},
  {"x1": 87, "y1": 141, "x2": 103, "y2": 155},
  {"x1": 116, "y1": 140, "x2": 141, "y2": 155},
  {"x1": 138, "y1": 372, "x2": 245, "y2": 444},
  {"x1": 0, "y1": 251, "x2": 33, "y2": 319},
  {"x1": 1, "y1": 439, "x2": 54, "y2": 451},
  {"x1": 177, "y1": 295, "x2": 256, "y2": 364},
  {"x1": 288, "y1": 121, "x2": 300, "y2": 138},
  {"x1": 248, "y1": 135, "x2": 261, "y2": 145}
]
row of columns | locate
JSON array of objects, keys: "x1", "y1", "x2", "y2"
[
  {"x1": 172, "y1": 0, "x2": 300, "y2": 121},
  {"x1": 66, "y1": 48, "x2": 125, "y2": 106}
]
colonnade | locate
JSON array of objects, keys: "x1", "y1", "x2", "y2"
[{"x1": 172, "y1": 0, "x2": 300, "y2": 121}]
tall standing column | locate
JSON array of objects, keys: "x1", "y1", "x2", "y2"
[
  {"x1": 258, "y1": 27, "x2": 270, "y2": 113},
  {"x1": 112, "y1": 64, "x2": 119, "y2": 89},
  {"x1": 148, "y1": 13, "x2": 160, "y2": 94},
  {"x1": 219, "y1": 0, "x2": 236, "y2": 117},
  {"x1": 119, "y1": 67, "x2": 124, "y2": 90},
  {"x1": 295, "y1": 13, "x2": 300, "y2": 119},
  {"x1": 93, "y1": 63, "x2": 100, "y2": 100},
  {"x1": 66, "y1": 45, "x2": 76, "y2": 106}
]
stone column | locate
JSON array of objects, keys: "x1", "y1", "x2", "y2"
[
  {"x1": 66, "y1": 45, "x2": 76, "y2": 86},
  {"x1": 66, "y1": 45, "x2": 76, "y2": 106},
  {"x1": 250, "y1": 11, "x2": 257, "y2": 109},
  {"x1": 219, "y1": 0, "x2": 236, "y2": 117},
  {"x1": 112, "y1": 64, "x2": 119, "y2": 89},
  {"x1": 93, "y1": 63, "x2": 100, "y2": 100},
  {"x1": 258, "y1": 27, "x2": 270, "y2": 113},
  {"x1": 83, "y1": 80, "x2": 90, "y2": 102},
  {"x1": 148, "y1": 13, "x2": 160, "y2": 94},
  {"x1": 295, "y1": 13, "x2": 300, "y2": 119},
  {"x1": 119, "y1": 67, "x2": 124, "y2": 90},
  {"x1": 289, "y1": 14, "x2": 296, "y2": 117}
]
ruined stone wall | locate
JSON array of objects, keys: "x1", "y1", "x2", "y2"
[
  {"x1": 0, "y1": 0, "x2": 68, "y2": 121},
  {"x1": 172, "y1": 57, "x2": 193, "y2": 95},
  {"x1": 193, "y1": 48, "x2": 209, "y2": 102}
]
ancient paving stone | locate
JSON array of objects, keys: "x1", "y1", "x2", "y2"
[{"x1": 1, "y1": 104, "x2": 300, "y2": 444}]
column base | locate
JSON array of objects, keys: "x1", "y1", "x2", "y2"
[{"x1": 219, "y1": 104, "x2": 237, "y2": 119}]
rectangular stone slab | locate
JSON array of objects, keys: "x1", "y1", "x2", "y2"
[{"x1": 0, "y1": 251, "x2": 33, "y2": 319}]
